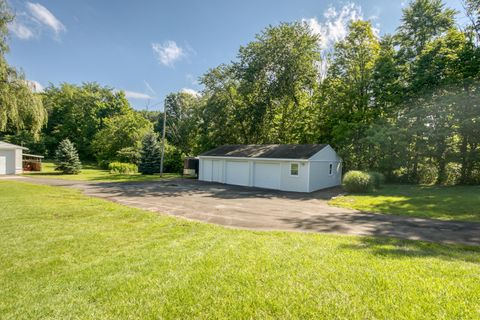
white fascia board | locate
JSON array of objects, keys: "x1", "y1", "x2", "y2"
[
  {"x1": 198, "y1": 156, "x2": 309, "y2": 162},
  {"x1": 308, "y1": 160, "x2": 343, "y2": 162}
]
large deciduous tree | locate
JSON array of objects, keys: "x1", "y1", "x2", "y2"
[
  {"x1": 396, "y1": 0, "x2": 456, "y2": 61},
  {"x1": 42, "y1": 83, "x2": 131, "y2": 159},
  {"x1": 320, "y1": 20, "x2": 380, "y2": 170},
  {"x1": 0, "y1": 0, "x2": 46, "y2": 138},
  {"x1": 234, "y1": 22, "x2": 321, "y2": 143},
  {"x1": 92, "y1": 111, "x2": 152, "y2": 164},
  {"x1": 159, "y1": 92, "x2": 201, "y2": 156}
]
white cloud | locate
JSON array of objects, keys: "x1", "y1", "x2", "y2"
[
  {"x1": 26, "y1": 2, "x2": 66, "y2": 35},
  {"x1": 25, "y1": 80, "x2": 44, "y2": 92},
  {"x1": 152, "y1": 41, "x2": 185, "y2": 66},
  {"x1": 123, "y1": 90, "x2": 153, "y2": 100},
  {"x1": 181, "y1": 88, "x2": 200, "y2": 96},
  {"x1": 9, "y1": 21, "x2": 35, "y2": 39},
  {"x1": 303, "y1": 3, "x2": 364, "y2": 50}
]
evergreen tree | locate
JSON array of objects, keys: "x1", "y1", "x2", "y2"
[
  {"x1": 54, "y1": 139, "x2": 82, "y2": 174},
  {"x1": 138, "y1": 132, "x2": 161, "y2": 175}
]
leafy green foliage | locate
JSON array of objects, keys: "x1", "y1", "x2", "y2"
[
  {"x1": 92, "y1": 111, "x2": 152, "y2": 164},
  {"x1": 108, "y1": 162, "x2": 138, "y2": 174},
  {"x1": 41, "y1": 83, "x2": 131, "y2": 159},
  {"x1": 54, "y1": 139, "x2": 82, "y2": 174},
  {"x1": 115, "y1": 147, "x2": 141, "y2": 165},
  {"x1": 160, "y1": 92, "x2": 200, "y2": 156},
  {"x1": 343, "y1": 171, "x2": 374, "y2": 193},
  {"x1": 138, "y1": 132, "x2": 161, "y2": 175},
  {"x1": 0, "y1": 0, "x2": 46, "y2": 138},
  {"x1": 396, "y1": 0, "x2": 456, "y2": 60},
  {"x1": 368, "y1": 171, "x2": 386, "y2": 189}
]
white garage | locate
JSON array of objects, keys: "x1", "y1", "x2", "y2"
[
  {"x1": 0, "y1": 141, "x2": 28, "y2": 175},
  {"x1": 198, "y1": 144, "x2": 342, "y2": 193}
]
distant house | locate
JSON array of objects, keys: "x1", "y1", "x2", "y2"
[
  {"x1": 0, "y1": 141, "x2": 27, "y2": 175},
  {"x1": 198, "y1": 144, "x2": 342, "y2": 192}
]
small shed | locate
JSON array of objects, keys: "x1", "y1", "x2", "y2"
[
  {"x1": 198, "y1": 144, "x2": 342, "y2": 192},
  {"x1": 0, "y1": 141, "x2": 28, "y2": 175}
]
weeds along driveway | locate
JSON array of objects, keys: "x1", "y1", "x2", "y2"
[{"x1": 6, "y1": 176, "x2": 480, "y2": 246}]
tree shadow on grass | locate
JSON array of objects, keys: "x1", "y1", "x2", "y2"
[
  {"x1": 280, "y1": 209, "x2": 480, "y2": 247},
  {"x1": 338, "y1": 236, "x2": 480, "y2": 263}
]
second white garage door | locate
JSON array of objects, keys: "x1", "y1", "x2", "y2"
[
  {"x1": 254, "y1": 162, "x2": 281, "y2": 190},
  {"x1": 0, "y1": 156, "x2": 6, "y2": 175},
  {"x1": 225, "y1": 161, "x2": 249, "y2": 186}
]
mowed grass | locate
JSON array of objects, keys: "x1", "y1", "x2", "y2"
[
  {"x1": 24, "y1": 162, "x2": 180, "y2": 182},
  {"x1": 1, "y1": 182, "x2": 479, "y2": 319},
  {"x1": 329, "y1": 184, "x2": 480, "y2": 222}
]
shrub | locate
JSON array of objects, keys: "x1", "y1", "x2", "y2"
[
  {"x1": 108, "y1": 162, "x2": 138, "y2": 174},
  {"x1": 368, "y1": 171, "x2": 385, "y2": 189},
  {"x1": 97, "y1": 160, "x2": 110, "y2": 170},
  {"x1": 54, "y1": 139, "x2": 82, "y2": 174},
  {"x1": 343, "y1": 170, "x2": 373, "y2": 193}
]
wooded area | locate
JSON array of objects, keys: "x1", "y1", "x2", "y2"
[{"x1": 1, "y1": 0, "x2": 479, "y2": 184}]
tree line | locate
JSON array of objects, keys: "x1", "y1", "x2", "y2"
[{"x1": 1, "y1": 0, "x2": 479, "y2": 183}]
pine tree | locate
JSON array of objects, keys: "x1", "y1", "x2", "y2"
[
  {"x1": 54, "y1": 139, "x2": 82, "y2": 174},
  {"x1": 138, "y1": 132, "x2": 161, "y2": 175}
]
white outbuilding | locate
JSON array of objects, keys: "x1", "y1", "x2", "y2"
[
  {"x1": 0, "y1": 141, "x2": 27, "y2": 175},
  {"x1": 198, "y1": 144, "x2": 342, "y2": 192}
]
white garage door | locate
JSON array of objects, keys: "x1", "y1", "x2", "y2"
[
  {"x1": 225, "y1": 161, "x2": 250, "y2": 186},
  {"x1": 201, "y1": 159, "x2": 212, "y2": 181},
  {"x1": 254, "y1": 162, "x2": 281, "y2": 190},
  {"x1": 0, "y1": 156, "x2": 5, "y2": 175},
  {"x1": 212, "y1": 160, "x2": 223, "y2": 182}
]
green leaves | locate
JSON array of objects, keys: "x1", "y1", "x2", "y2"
[{"x1": 0, "y1": 2, "x2": 46, "y2": 138}]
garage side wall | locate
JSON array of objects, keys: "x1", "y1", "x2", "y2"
[
  {"x1": 308, "y1": 146, "x2": 342, "y2": 192},
  {"x1": 0, "y1": 150, "x2": 16, "y2": 174},
  {"x1": 308, "y1": 161, "x2": 342, "y2": 192},
  {"x1": 15, "y1": 149, "x2": 23, "y2": 174}
]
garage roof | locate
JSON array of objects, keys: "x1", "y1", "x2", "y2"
[
  {"x1": 0, "y1": 141, "x2": 28, "y2": 150},
  {"x1": 199, "y1": 144, "x2": 328, "y2": 159}
]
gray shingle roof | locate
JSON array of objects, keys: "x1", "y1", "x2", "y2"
[
  {"x1": 0, "y1": 141, "x2": 28, "y2": 150},
  {"x1": 199, "y1": 144, "x2": 328, "y2": 159}
]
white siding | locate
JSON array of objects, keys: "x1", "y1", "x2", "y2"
[
  {"x1": 225, "y1": 161, "x2": 249, "y2": 186},
  {"x1": 200, "y1": 159, "x2": 212, "y2": 181},
  {"x1": 212, "y1": 160, "x2": 223, "y2": 182},
  {"x1": 15, "y1": 149, "x2": 23, "y2": 174},
  {"x1": 279, "y1": 161, "x2": 309, "y2": 192},
  {"x1": 0, "y1": 150, "x2": 16, "y2": 175},
  {"x1": 308, "y1": 161, "x2": 342, "y2": 192}
]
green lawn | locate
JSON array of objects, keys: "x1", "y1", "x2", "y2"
[
  {"x1": 1, "y1": 181, "x2": 479, "y2": 319},
  {"x1": 24, "y1": 162, "x2": 180, "y2": 182},
  {"x1": 329, "y1": 184, "x2": 480, "y2": 222}
]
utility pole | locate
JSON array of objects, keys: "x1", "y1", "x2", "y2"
[{"x1": 159, "y1": 107, "x2": 167, "y2": 177}]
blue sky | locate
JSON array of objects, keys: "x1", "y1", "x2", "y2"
[{"x1": 7, "y1": 0, "x2": 466, "y2": 110}]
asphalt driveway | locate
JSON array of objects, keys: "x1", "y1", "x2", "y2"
[{"x1": 5, "y1": 176, "x2": 480, "y2": 246}]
